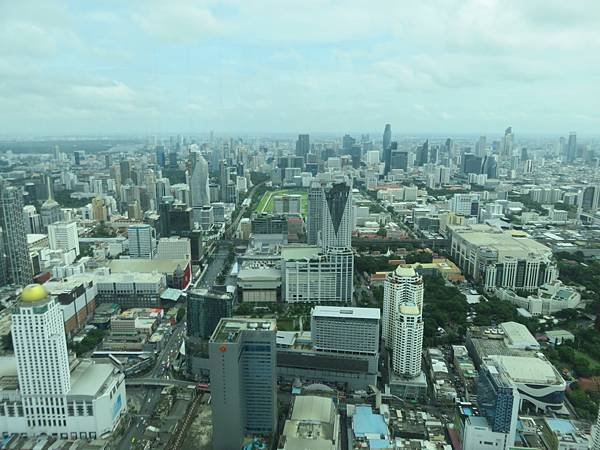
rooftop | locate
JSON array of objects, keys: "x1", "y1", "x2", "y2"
[
  {"x1": 211, "y1": 318, "x2": 276, "y2": 343},
  {"x1": 312, "y1": 305, "x2": 380, "y2": 320},
  {"x1": 108, "y1": 258, "x2": 188, "y2": 273},
  {"x1": 281, "y1": 245, "x2": 322, "y2": 261},
  {"x1": 449, "y1": 224, "x2": 552, "y2": 259},
  {"x1": 490, "y1": 355, "x2": 564, "y2": 385}
]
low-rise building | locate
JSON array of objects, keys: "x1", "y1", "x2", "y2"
[{"x1": 277, "y1": 395, "x2": 340, "y2": 450}]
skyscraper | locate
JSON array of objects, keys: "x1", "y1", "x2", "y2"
[
  {"x1": 40, "y1": 177, "x2": 62, "y2": 230},
  {"x1": 502, "y1": 127, "x2": 514, "y2": 158},
  {"x1": 307, "y1": 181, "x2": 324, "y2": 245},
  {"x1": 209, "y1": 318, "x2": 277, "y2": 450},
  {"x1": 475, "y1": 135, "x2": 487, "y2": 157},
  {"x1": 0, "y1": 181, "x2": 33, "y2": 286},
  {"x1": 475, "y1": 359, "x2": 520, "y2": 449},
  {"x1": 128, "y1": 224, "x2": 156, "y2": 259},
  {"x1": 383, "y1": 267, "x2": 424, "y2": 378},
  {"x1": 189, "y1": 151, "x2": 210, "y2": 207},
  {"x1": 415, "y1": 140, "x2": 429, "y2": 166},
  {"x1": 187, "y1": 288, "x2": 233, "y2": 340},
  {"x1": 566, "y1": 132, "x2": 577, "y2": 163},
  {"x1": 5, "y1": 284, "x2": 127, "y2": 437},
  {"x1": 322, "y1": 182, "x2": 353, "y2": 251},
  {"x1": 383, "y1": 123, "x2": 392, "y2": 169},
  {"x1": 295, "y1": 134, "x2": 310, "y2": 159}
]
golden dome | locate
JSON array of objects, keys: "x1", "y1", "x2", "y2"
[{"x1": 20, "y1": 284, "x2": 49, "y2": 302}]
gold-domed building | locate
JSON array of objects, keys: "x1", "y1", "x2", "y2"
[{"x1": 20, "y1": 284, "x2": 49, "y2": 302}]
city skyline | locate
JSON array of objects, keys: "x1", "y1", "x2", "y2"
[{"x1": 2, "y1": 0, "x2": 600, "y2": 135}]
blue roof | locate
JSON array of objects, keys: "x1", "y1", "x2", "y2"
[
  {"x1": 352, "y1": 405, "x2": 389, "y2": 438},
  {"x1": 546, "y1": 418, "x2": 575, "y2": 434}
]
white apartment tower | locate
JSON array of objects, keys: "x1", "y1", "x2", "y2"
[
  {"x1": 48, "y1": 221, "x2": 80, "y2": 256},
  {"x1": 383, "y1": 267, "x2": 424, "y2": 378}
]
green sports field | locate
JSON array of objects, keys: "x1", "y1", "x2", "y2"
[{"x1": 255, "y1": 189, "x2": 308, "y2": 216}]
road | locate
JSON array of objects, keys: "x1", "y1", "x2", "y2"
[
  {"x1": 225, "y1": 181, "x2": 264, "y2": 237},
  {"x1": 115, "y1": 323, "x2": 186, "y2": 449},
  {"x1": 196, "y1": 243, "x2": 230, "y2": 289}
]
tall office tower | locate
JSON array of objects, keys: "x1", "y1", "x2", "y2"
[
  {"x1": 321, "y1": 182, "x2": 353, "y2": 251},
  {"x1": 209, "y1": 318, "x2": 277, "y2": 450},
  {"x1": 445, "y1": 138, "x2": 454, "y2": 159},
  {"x1": 415, "y1": 140, "x2": 429, "y2": 166},
  {"x1": 476, "y1": 359, "x2": 520, "y2": 449},
  {"x1": 429, "y1": 145, "x2": 439, "y2": 164},
  {"x1": 295, "y1": 134, "x2": 310, "y2": 159},
  {"x1": 580, "y1": 185, "x2": 600, "y2": 211},
  {"x1": 73, "y1": 150, "x2": 83, "y2": 166},
  {"x1": 383, "y1": 123, "x2": 392, "y2": 165},
  {"x1": 41, "y1": 177, "x2": 62, "y2": 230},
  {"x1": 0, "y1": 181, "x2": 33, "y2": 286},
  {"x1": 48, "y1": 221, "x2": 80, "y2": 256},
  {"x1": 566, "y1": 132, "x2": 577, "y2": 163},
  {"x1": 23, "y1": 205, "x2": 42, "y2": 234},
  {"x1": 342, "y1": 134, "x2": 356, "y2": 154},
  {"x1": 128, "y1": 224, "x2": 156, "y2": 259},
  {"x1": 119, "y1": 159, "x2": 132, "y2": 183},
  {"x1": 483, "y1": 154, "x2": 498, "y2": 178},
  {"x1": 475, "y1": 136, "x2": 487, "y2": 157},
  {"x1": 187, "y1": 288, "x2": 233, "y2": 339},
  {"x1": 501, "y1": 126, "x2": 514, "y2": 158},
  {"x1": 218, "y1": 159, "x2": 230, "y2": 202},
  {"x1": 462, "y1": 153, "x2": 483, "y2": 175},
  {"x1": 390, "y1": 148, "x2": 409, "y2": 172},
  {"x1": 383, "y1": 267, "x2": 424, "y2": 378},
  {"x1": 311, "y1": 306, "x2": 380, "y2": 356},
  {"x1": 307, "y1": 181, "x2": 325, "y2": 245},
  {"x1": 189, "y1": 151, "x2": 210, "y2": 207},
  {"x1": 155, "y1": 146, "x2": 166, "y2": 168}
]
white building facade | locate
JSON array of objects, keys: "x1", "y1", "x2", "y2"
[
  {"x1": 383, "y1": 267, "x2": 424, "y2": 378},
  {"x1": 48, "y1": 221, "x2": 80, "y2": 256}
]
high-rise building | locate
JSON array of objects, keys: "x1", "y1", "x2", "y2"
[
  {"x1": 4, "y1": 285, "x2": 127, "y2": 437},
  {"x1": 383, "y1": 124, "x2": 392, "y2": 175},
  {"x1": 383, "y1": 267, "x2": 424, "y2": 378},
  {"x1": 48, "y1": 221, "x2": 80, "y2": 256},
  {"x1": 566, "y1": 132, "x2": 577, "y2": 163},
  {"x1": 462, "y1": 153, "x2": 483, "y2": 175},
  {"x1": 189, "y1": 151, "x2": 210, "y2": 207},
  {"x1": 311, "y1": 306, "x2": 380, "y2": 356},
  {"x1": 128, "y1": 224, "x2": 156, "y2": 259},
  {"x1": 41, "y1": 177, "x2": 62, "y2": 230},
  {"x1": 322, "y1": 182, "x2": 353, "y2": 251},
  {"x1": 473, "y1": 359, "x2": 520, "y2": 449},
  {"x1": 91, "y1": 197, "x2": 108, "y2": 222},
  {"x1": 295, "y1": 134, "x2": 310, "y2": 159},
  {"x1": 390, "y1": 149, "x2": 409, "y2": 171},
  {"x1": 187, "y1": 288, "x2": 233, "y2": 339},
  {"x1": 0, "y1": 181, "x2": 33, "y2": 286},
  {"x1": 307, "y1": 181, "x2": 325, "y2": 245},
  {"x1": 209, "y1": 318, "x2": 277, "y2": 450},
  {"x1": 502, "y1": 127, "x2": 514, "y2": 158},
  {"x1": 475, "y1": 136, "x2": 487, "y2": 157},
  {"x1": 23, "y1": 205, "x2": 42, "y2": 234},
  {"x1": 414, "y1": 140, "x2": 429, "y2": 167}
]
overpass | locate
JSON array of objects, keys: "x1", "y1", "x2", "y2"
[{"x1": 125, "y1": 378, "x2": 196, "y2": 388}]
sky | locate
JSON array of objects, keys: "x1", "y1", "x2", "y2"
[{"x1": 1, "y1": 0, "x2": 599, "y2": 136}]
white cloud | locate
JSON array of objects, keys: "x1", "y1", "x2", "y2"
[{"x1": 132, "y1": 1, "x2": 222, "y2": 43}]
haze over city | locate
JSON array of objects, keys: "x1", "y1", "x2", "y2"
[{"x1": 2, "y1": 0, "x2": 600, "y2": 135}]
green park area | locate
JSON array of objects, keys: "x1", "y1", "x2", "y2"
[{"x1": 255, "y1": 189, "x2": 308, "y2": 216}]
